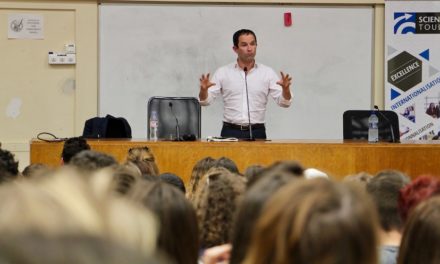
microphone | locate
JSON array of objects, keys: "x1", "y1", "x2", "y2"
[
  {"x1": 374, "y1": 105, "x2": 399, "y2": 143},
  {"x1": 243, "y1": 67, "x2": 255, "y2": 141},
  {"x1": 169, "y1": 102, "x2": 181, "y2": 141}
]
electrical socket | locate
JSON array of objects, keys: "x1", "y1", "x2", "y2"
[{"x1": 48, "y1": 52, "x2": 76, "y2": 65}]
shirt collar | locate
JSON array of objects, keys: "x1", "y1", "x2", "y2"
[{"x1": 234, "y1": 62, "x2": 259, "y2": 70}]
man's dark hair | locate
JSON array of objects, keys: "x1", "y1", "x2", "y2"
[
  {"x1": 61, "y1": 137, "x2": 91, "y2": 164},
  {"x1": 159, "y1": 173, "x2": 186, "y2": 194},
  {"x1": 69, "y1": 150, "x2": 117, "y2": 172},
  {"x1": 247, "y1": 160, "x2": 304, "y2": 188},
  {"x1": 214, "y1": 157, "x2": 240, "y2": 174},
  {"x1": 0, "y1": 149, "x2": 19, "y2": 183},
  {"x1": 366, "y1": 170, "x2": 410, "y2": 231},
  {"x1": 233, "y1": 29, "x2": 257, "y2": 47}
]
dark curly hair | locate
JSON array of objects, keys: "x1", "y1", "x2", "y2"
[
  {"x1": 193, "y1": 167, "x2": 246, "y2": 248},
  {"x1": 61, "y1": 137, "x2": 90, "y2": 164},
  {"x1": 69, "y1": 150, "x2": 117, "y2": 172},
  {"x1": 0, "y1": 149, "x2": 19, "y2": 182}
]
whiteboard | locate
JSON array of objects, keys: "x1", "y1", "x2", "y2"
[{"x1": 99, "y1": 3, "x2": 373, "y2": 139}]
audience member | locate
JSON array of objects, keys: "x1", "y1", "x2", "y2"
[
  {"x1": 397, "y1": 196, "x2": 440, "y2": 264},
  {"x1": 21, "y1": 163, "x2": 52, "y2": 179},
  {"x1": 130, "y1": 180, "x2": 198, "y2": 264},
  {"x1": 0, "y1": 233, "x2": 166, "y2": 264},
  {"x1": 0, "y1": 148, "x2": 20, "y2": 183},
  {"x1": 111, "y1": 162, "x2": 143, "y2": 195},
  {"x1": 187, "y1": 157, "x2": 216, "y2": 201},
  {"x1": 130, "y1": 159, "x2": 159, "y2": 176},
  {"x1": 61, "y1": 137, "x2": 90, "y2": 164},
  {"x1": 343, "y1": 171, "x2": 374, "y2": 188},
  {"x1": 159, "y1": 173, "x2": 186, "y2": 193},
  {"x1": 243, "y1": 164, "x2": 265, "y2": 184},
  {"x1": 0, "y1": 167, "x2": 158, "y2": 257},
  {"x1": 68, "y1": 150, "x2": 117, "y2": 172},
  {"x1": 246, "y1": 160, "x2": 304, "y2": 188},
  {"x1": 230, "y1": 169, "x2": 300, "y2": 264},
  {"x1": 193, "y1": 167, "x2": 246, "y2": 249},
  {"x1": 243, "y1": 179, "x2": 379, "y2": 264},
  {"x1": 213, "y1": 157, "x2": 240, "y2": 174},
  {"x1": 126, "y1": 146, "x2": 159, "y2": 175},
  {"x1": 398, "y1": 175, "x2": 440, "y2": 223},
  {"x1": 367, "y1": 170, "x2": 410, "y2": 264}
]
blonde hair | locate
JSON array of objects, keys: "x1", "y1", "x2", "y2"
[
  {"x1": 0, "y1": 167, "x2": 158, "y2": 257},
  {"x1": 111, "y1": 162, "x2": 143, "y2": 195},
  {"x1": 126, "y1": 146, "x2": 159, "y2": 175}
]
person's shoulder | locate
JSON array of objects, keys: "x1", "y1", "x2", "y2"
[
  {"x1": 217, "y1": 62, "x2": 237, "y2": 71},
  {"x1": 255, "y1": 62, "x2": 275, "y2": 72},
  {"x1": 214, "y1": 62, "x2": 238, "y2": 75},
  {"x1": 255, "y1": 62, "x2": 278, "y2": 77}
]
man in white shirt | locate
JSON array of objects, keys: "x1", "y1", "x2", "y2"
[{"x1": 199, "y1": 29, "x2": 292, "y2": 140}]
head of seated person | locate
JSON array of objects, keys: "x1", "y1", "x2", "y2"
[{"x1": 243, "y1": 178, "x2": 379, "y2": 264}]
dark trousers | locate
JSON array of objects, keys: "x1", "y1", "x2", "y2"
[{"x1": 221, "y1": 123, "x2": 267, "y2": 139}]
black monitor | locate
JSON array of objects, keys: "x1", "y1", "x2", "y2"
[{"x1": 343, "y1": 110, "x2": 400, "y2": 143}]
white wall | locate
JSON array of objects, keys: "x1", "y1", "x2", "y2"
[{"x1": 100, "y1": 4, "x2": 374, "y2": 139}]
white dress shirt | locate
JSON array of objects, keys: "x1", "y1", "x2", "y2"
[{"x1": 200, "y1": 62, "x2": 292, "y2": 124}]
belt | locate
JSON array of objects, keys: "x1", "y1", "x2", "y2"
[{"x1": 223, "y1": 122, "x2": 265, "y2": 131}]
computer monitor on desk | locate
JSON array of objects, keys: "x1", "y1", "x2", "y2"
[{"x1": 343, "y1": 110, "x2": 400, "y2": 143}]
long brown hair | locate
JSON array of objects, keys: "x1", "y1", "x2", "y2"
[
  {"x1": 126, "y1": 146, "x2": 159, "y2": 175},
  {"x1": 130, "y1": 180, "x2": 199, "y2": 264},
  {"x1": 397, "y1": 196, "x2": 440, "y2": 264},
  {"x1": 243, "y1": 179, "x2": 379, "y2": 264},
  {"x1": 186, "y1": 157, "x2": 216, "y2": 201}
]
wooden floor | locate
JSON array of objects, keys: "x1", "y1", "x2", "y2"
[{"x1": 31, "y1": 139, "x2": 440, "y2": 183}]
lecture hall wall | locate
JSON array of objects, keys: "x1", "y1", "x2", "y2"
[{"x1": 0, "y1": 0, "x2": 384, "y2": 170}]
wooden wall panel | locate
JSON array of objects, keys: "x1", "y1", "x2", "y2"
[{"x1": 31, "y1": 139, "x2": 440, "y2": 184}]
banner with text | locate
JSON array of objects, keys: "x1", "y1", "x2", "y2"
[{"x1": 385, "y1": 1, "x2": 440, "y2": 140}]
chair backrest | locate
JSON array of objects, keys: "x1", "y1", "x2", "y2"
[
  {"x1": 343, "y1": 110, "x2": 400, "y2": 142},
  {"x1": 147, "y1": 97, "x2": 201, "y2": 140}
]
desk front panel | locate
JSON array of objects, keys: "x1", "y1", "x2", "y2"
[{"x1": 30, "y1": 139, "x2": 440, "y2": 183}]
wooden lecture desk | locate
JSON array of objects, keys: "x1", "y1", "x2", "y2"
[{"x1": 30, "y1": 139, "x2": 440, "y2": 183}]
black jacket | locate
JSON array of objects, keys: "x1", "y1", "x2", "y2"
[{"x1": 82, "y1": 115, "x2": 131, "y2": 138}]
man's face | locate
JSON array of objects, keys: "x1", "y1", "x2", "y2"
[{"x1": 233, "y1": 33, "x2": 257, "y2": 63}]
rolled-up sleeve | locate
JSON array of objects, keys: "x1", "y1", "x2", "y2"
[
  {"x1": 268, "y1": 69, "x2": 292, "y2": 108},
  {"x1": 199, "y1": 69, "x2": 222, "y2": 106}
]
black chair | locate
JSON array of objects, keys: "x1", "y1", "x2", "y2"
[
  {"x1": 147, "y1": 97, "x2": 201, "y2": 141},
  {"x1": 343, "y1": 110, "x2": 400, "y2": 143}
]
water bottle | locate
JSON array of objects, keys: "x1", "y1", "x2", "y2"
[
  {"x1": 149, "y1": 111, "x2": 159, "y2": 141},
  {"x1": 368, "y1": 110, "x2": 379, "y2": 143}
]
